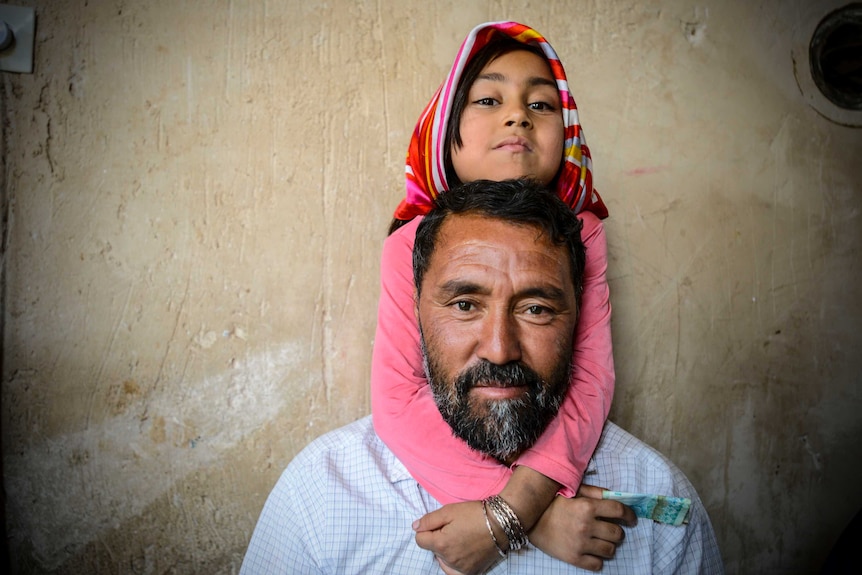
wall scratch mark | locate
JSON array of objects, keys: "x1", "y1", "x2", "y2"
[
  {"x1": 153, "y1": 267, "x2": 191, "y2": 393},
  {"x1": 799, "y1": 435, "x2": 823, "y2": 472},
  {"x1": 186, "y1": 55, "x2": 194, "y2": 124},
  {"x1": 674, "y1": 281, "x2": 681, "y2": 379},
  {"x1": 376, "y1": 0, "x2": 392, "y2": 165},
  {"x1": 86, "y1": 283, "x2": 134, "y2": 429},
  {"x1": 320, "y1": 35, "x2": 335, "y2": 407},
  {"x1": 226, "y1": 0, "x2": 235, "y2": 103}
]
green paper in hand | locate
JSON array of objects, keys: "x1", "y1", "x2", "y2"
[{"x1": 602, "y1": 490, "x2": 692, "y2": 526}]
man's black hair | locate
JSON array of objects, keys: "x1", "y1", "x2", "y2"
[{"x1": 413, "y1": 178, "x2": 586, "y2": 304}]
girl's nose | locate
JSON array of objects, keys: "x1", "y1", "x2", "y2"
[{"x1": 504, "y1": 104, "x2": 532, "y2": 128}]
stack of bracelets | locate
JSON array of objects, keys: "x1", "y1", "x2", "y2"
[{"x1": 481, "y1": 494, "x2": 529, "y2": 557}]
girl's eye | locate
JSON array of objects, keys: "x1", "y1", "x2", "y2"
[
  {"x1": 474, "y1": 97, "x2": 498, "y2": 106},
  {"x1": 529, "y1": 101, "x2": 555, "y2": 111}
]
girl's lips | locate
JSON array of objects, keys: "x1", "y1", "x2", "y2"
[{"x1": 494, "y1": 137, "x2": 532, "y2": 152}]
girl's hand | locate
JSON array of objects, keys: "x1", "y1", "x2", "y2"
[
  {"x1": 414, "y1": 501, "x2": 502, "y2": 575},
  {"x1": 529, "y1": 484, "x2": 638, "y2": 572}
]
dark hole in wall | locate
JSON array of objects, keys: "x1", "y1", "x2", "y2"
[{"x1": 809, "y1": 3, "x2": 862, "y2": 110}]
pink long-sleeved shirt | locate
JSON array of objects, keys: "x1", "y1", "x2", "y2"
[{"x1": 371, "y1": 211, "x2": 614, "y2": 504}]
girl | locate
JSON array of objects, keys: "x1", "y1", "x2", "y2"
[{"x1": 372, "y1": 22, "x2": 628, "y2": 573}]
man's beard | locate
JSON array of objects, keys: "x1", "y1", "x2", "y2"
[{"x1": 421, "y1": 333, "x2": 571, "y2": 463}]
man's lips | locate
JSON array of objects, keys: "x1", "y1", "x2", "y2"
[
  {"x1": 471, "y1": 383, "x2": 528, "y2": 400},
  {"x1": 494, "y1": 136, "x2": 532, "y2": 152}
]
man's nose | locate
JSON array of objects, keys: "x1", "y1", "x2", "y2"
[{"x1": 476, "y1": 311, "x2": 522, "y2": 365}]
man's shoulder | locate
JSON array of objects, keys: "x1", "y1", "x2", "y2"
[
  {"x1": 279, "y1": 415, "x2": 416, "y2": 493},
  {"x1": 596, "y1": 421, "x2": 673, "y2": 465},
  {"x1": 242, "y1": 416, "x2": 434, "y2": 574},
  {"x1": 590, "y1": 421, "x2": 697, "y2": 497},
  {"x1": 288, "y1": 415, "x2": 390, "y2": 472},
  {"x1": 296, "y1": 416, "x2": 376, "y2": 453},
  {"x1": 590, "y1": 422, "x2": 725, "y2": 574}
]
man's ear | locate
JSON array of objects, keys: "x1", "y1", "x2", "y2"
[{"x1": 413, "y1": 288, "x2": 420, "y2": 321}]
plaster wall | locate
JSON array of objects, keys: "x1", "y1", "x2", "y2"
[{"x1": 1, "y1": 1, "x2": 859, "y2": 573}]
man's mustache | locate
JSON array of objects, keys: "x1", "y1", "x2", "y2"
[{"x1": 454, "y1": 360, "x2": 543, "y2": 396}]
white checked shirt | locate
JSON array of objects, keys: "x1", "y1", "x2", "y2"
[{"x1": 240, "y1": 416, "x2": 724, "y2": 574}]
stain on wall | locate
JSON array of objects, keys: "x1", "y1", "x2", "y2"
[{"x1": 1, "y1": 0, "x2": 860, "y2": 573}]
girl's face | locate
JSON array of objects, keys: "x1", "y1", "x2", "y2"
[{"x1": 451, "y1": 50, "x2": 564, "y2": 186}]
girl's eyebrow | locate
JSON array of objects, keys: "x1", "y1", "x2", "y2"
[{"x1": 475, "y1": 72, "x2": 557, "y2": 89}]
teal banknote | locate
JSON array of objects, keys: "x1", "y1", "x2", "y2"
[{"x1": 602, "y1": 491, "x2": 692, "y2": 526}]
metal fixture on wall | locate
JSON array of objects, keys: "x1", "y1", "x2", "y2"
[
  {"x1": 793, "y1": 2, "x2": 862, "y2": 127},
  {"x1": 810, "y1": 3, "x2": 862, "y2": 111},
  {"x1": 0, "y1": 3, "x2": 35, "y2": 74}
]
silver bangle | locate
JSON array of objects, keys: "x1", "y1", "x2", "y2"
[
  {"x1": 482, "y1": 499, "x2": 508, "y2": 557},
  {"x1": 484, "y1": 494, "x2": 529, "y2": 552}
]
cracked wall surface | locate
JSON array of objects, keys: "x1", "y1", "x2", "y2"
[{"x1": 1, "y1": 1, "x2": 860, "y2": 573}]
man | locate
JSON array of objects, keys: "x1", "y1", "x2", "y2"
[{"x1": 240, "y1": 179, "x2": 723, "y2": 574}]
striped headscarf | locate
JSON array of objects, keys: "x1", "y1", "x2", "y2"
[{"x1": 394, "y1": 21, "x2": 608, "y2": 221}]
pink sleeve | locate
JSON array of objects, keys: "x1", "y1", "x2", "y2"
[
  {"x1": 371, "y1": 213, "x2": 614, "y2": 502},
  {"x1": 371, "y1": 217, "x2": 511, "y2": 504},
  {"x1": 513, "y1": 211, "x2": 614, "y2": 496}
]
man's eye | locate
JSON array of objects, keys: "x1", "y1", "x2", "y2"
[
  {"x1": 526, "y1": 305, "x2": 548, "y2": 315},
  {"x1": 454, "y1": 301, "x2": 474, "y2": 312}
]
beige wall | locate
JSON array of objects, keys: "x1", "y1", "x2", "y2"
[{"x1": 2, "y1": 0, "x2": 859, "y2": 573}]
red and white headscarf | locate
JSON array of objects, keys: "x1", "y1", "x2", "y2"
[{"x1": 394, "y1": 21, "x2": 608, "y2": 221}]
